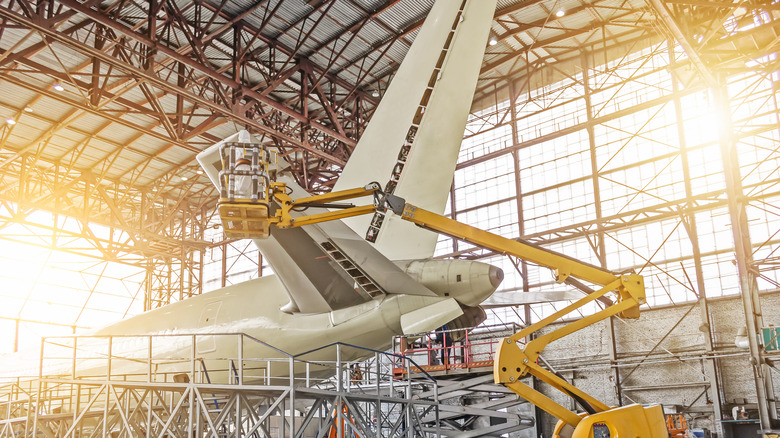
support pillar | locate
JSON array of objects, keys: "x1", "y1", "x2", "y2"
[
  {"x1": 670, "y1": 43, "x2": 725, "y2": 432},
  {"x1": 509, "y1": 80, "x2": 542, "y2": 436},
  {"x1": 508, "y1": 81, "x2": 530, "y2": 327},
  {"x1": 13, "y1": 318, "x2": 19, "y2": 353},
  {"x1": 716, "y1": 83, "x2": 777, "y2": 430},
  {"x1": 582, "y1": 50, "x2": 622, "y2": 406}
]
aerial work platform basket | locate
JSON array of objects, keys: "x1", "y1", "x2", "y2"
[
  {"x1": 214, "y1": 138, "x2": 385, "y2": 241},
  {"x1": 217, "y1": 141, "x2": 273, "y2": 239}
]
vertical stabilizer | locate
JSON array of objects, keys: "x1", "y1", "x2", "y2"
[{"x1": 333, "y1": 0, "x2": 497, "y2": 260}]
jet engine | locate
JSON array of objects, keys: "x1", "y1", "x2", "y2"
[
  {"x1": 444, "y1": 305, "x2": 487, "y2": 341},
  {"x1": 396, "y1": 258, "x2": 503, "y2": 307}
]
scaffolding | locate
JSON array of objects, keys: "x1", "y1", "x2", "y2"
[{"x1": 0, "y1": 332, "x2": 534, "y2": 437}]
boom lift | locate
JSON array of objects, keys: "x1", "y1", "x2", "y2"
[{"x1": 216, "y1": 142, "x2": 668, "y2": 438}]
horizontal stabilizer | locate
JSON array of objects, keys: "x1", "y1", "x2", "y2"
[
  {"x1": 330, "y1": 238, "x2": 438, "y2": 297},
  {"x1": 401, "y1": 298, "x2": 463, "y2": 335},
  {"x1": 480, "y1": 291, "x2": 583, "y2": 309}
]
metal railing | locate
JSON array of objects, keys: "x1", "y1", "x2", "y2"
[
  {"x1": 0, "y1": 332, "x2": 445, "y2": 438},
  {"x1": 391, "y1": 323, "x2": 523, "y2": 375}
]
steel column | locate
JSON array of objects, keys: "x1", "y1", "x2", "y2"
[{"x1": 716, "y1": 83, "x2": 778, "y2": 429}]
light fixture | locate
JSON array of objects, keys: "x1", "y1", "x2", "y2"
[
  {"x1": 6, "y1": 118, "x2": 16, "y2": 125},
  {"x1": 489, "y1": 37, "x2": 498, "y2": 46},
  {"x1": 372, "y1": 89, "x2": 380, "y2": 98},
  {"x1": 196, "y1": 170, "x2": 204, "y2": 175},
  {"x1": 556, "y1": 9, "x2": 565, "y2": 17},
  {"x1": 53, "y1": 83, "x2": 64, "y2": 92},
  {"x1": 181, "y1": 176, "x2": 188, "y2": 181},
  {"x1": 23, "y1": 107, "x2": 33, "y2": 113}
]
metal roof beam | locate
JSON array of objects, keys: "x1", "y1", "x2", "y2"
[
  {"x1": 0, "y1": 0, "x2": 353, "y2": 164},
  {"x1": 646, "y1": 0, "x2": 717, "y2": 87}
]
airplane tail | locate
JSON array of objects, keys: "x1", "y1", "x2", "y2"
[{"x1": 333, "y1": 0, "x2": 497, "y2": 261}]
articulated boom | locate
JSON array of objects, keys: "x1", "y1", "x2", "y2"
[
  {"x1": 216, "y1": 141, "x2": 668, "y2": 438},
  {"x1": 394, "y1": 202, "x2": 665, "y2": 436}
]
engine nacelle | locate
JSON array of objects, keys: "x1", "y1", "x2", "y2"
[
  {"x1": 396, "y1": 259, "x2": 503, "y2": 307},
  {"x1": 445, "y1": 305, "x2": 487, "y2": 340}
]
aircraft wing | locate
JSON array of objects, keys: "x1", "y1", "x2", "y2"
[{"x1": 480, "y1": 290, "x2": 584, "y2": 309}]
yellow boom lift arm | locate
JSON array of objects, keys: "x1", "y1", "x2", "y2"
[{"x1": 216, "y1": 141, "x2": 668, "y2": 438}]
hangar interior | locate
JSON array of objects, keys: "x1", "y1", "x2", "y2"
[{"x1": 0, "y1": 0, "x2": 779, "y2": 436}]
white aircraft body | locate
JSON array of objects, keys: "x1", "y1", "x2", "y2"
[{"x1": 0, "y1": 0, "x2": 574, "y2": 383}]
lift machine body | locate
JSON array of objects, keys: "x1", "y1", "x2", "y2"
[{"x1": 215, "y1": 142, "x2": 669, "y2": 438}]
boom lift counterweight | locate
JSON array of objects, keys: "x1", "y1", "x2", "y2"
[{"x1": 216, "y1": 142, "x2": 668, "y2": 438}]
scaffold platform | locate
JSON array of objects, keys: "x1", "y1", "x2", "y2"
[
  {"x1": 391, "y1": 324, "x2": 523, "y2": 378},
  {"x1": 0, "y1": 331, "x2": 534, "y2": 438}
]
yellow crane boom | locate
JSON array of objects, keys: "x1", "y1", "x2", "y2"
[{"x1": 215, "y1": 143, "x2": 667, "y2": 437}]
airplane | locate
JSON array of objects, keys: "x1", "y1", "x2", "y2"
[{"x1": 0, "y1": 0, "x2": 575, "y2": 383}]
